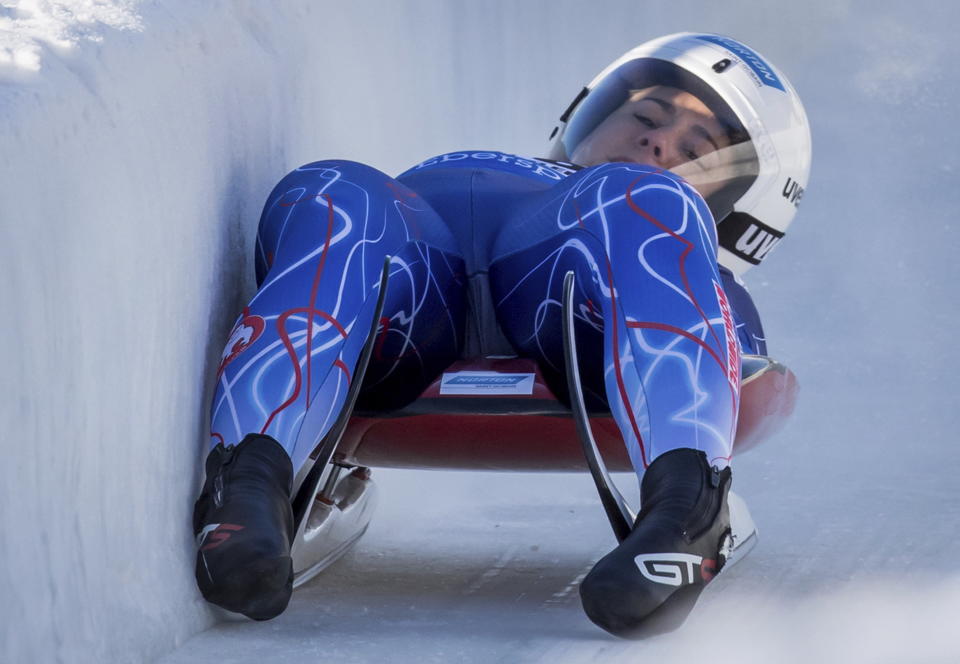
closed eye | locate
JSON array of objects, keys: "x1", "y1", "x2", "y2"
[{"x1": 633, "y1": 114, "x2": 655, "y2": 128}]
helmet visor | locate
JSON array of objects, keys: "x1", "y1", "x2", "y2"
[{"x1": 556, "y1": 58, "x2": 760, "y2": 221}]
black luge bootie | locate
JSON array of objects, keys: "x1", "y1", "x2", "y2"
[
  {"x1": 193, "y1": 433, "x2": 294, "y2": 620},
  {"x1": 579, "y1": 448, "x2": 733, "y2": 638}
]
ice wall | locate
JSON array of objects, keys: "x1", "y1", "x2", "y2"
[
  {"x1": 2, "y1": 1, "x2": 958, "y2": 662},
  {"x1": 0, "y1": 2, "x2": 472, "y2": 661}
]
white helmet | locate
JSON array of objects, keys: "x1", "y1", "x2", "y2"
[{"x1": 548, "y1": 33, "x2": 812, "y2": 274}]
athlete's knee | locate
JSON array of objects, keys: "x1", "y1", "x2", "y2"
[
  {"x1": 296, "y1": 159, "x2": 391, "y2": 183},
  {"x1": 570, "y1": 162, "x2": 716, "y2": 251},
  {"x1": 284, "y1": 159, "x2": 435, "y2": 218},
  {"x1": 259, "y1": 159, "x2": 413, "y2": 242},
  {"x1": 575, "y1": 161, "x2": 687, "y2": 188},
  {"x1": 265, "y1": 159, "x2": 397, "y2": 202},
  {"x1": 573, "y1": 162, "x2": 706, "y2": 216}
]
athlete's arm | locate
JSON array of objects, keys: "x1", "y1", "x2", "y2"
[{"x1": 719, "y1": 265, "x2": 767, "y2": 356}]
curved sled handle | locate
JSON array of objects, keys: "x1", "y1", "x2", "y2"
[
  {"x1": 292, "y1": 256, "x2": 391, "y2": 531},
  {"x1": 562, "y1": 271, "x2": 635, "y2": 542}
]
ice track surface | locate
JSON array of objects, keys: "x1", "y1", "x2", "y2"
[{"x1": 163, "y1": 401, "x2": 960, "y2": 664}]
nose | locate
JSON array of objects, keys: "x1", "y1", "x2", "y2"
[
  {"x1": 639, "y1": 137, "x2": 661, "y2": 159},
  {"x1": 637, "y1": 129, "x2": 680, "y2": 168}
]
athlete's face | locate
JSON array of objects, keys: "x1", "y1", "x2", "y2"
[{"x1": 570, "y1": 85, "x2": 734, "y2": 194}]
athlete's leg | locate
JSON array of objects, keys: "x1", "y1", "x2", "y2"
[
  {"x1": 196, "y1": 160, "x2": 465, "y2": 620},
  {"x1": 489, "y1": 162, "x2": 738, "y2": 636},
  {"x1": 212, "y1": 160, "x2": 466, "y2": 471},
  {"x1": 491, "y1": 162, "x2": 738, "y2": 473}
]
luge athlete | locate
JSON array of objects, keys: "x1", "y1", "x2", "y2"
[{"x1": 192, "y1": 33, "x2": 811, "y2": 637}]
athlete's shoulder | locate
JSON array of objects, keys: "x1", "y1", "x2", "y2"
[{"x1": 398, "y1": 150, "x2": 580, "y2": 182}]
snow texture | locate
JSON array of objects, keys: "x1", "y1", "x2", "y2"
[{"x1": 1, "y1": 0, "x2": 959, "y2": 662}]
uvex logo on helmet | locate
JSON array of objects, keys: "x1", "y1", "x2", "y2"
[
  {"x1": 719, "y1": 213, "x2": 785, "y2": 266},
  {"x1": 783, "y1": 177, "x2": 804, "y2": 208}
]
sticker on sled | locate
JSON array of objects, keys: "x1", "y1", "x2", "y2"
[{"x1": 439, "y1": 371, "x2": 535, "y2": 395}]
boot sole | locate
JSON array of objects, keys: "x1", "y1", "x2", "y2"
[{"x1": 197, "y1": 553, "x2": 293, "y2": 621}]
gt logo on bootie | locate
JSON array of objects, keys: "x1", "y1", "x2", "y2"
[{"x1": 633, "y1": 553, "x2": 704, "y2": 586}]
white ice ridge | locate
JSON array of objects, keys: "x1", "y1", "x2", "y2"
[{"x1": 0, "y1": 0, "x2": 142, "y2": 72}]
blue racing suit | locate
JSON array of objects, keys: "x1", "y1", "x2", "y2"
[{"x1": 209, "y1": 151, "x2": 766, "y2": 479}]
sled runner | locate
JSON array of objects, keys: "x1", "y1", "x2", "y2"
[{"x1": 289, "y1": 266, "x2": 798, "y2": 586}]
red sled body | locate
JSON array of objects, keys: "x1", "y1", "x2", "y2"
[{"x1": 335, "y1": 354, "x2": 798, "y2": 472}]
